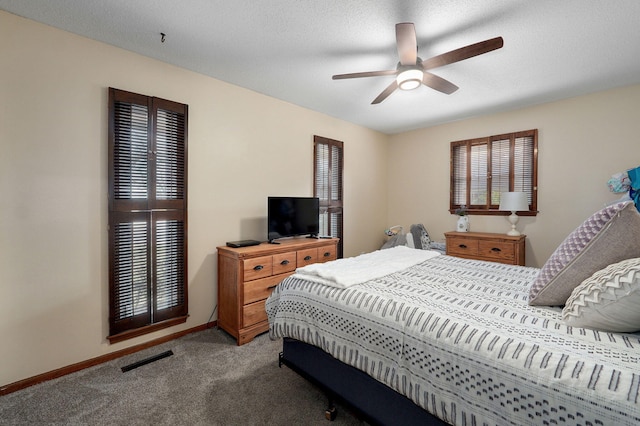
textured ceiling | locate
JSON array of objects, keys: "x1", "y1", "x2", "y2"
[{"x1": 2, "y1": 0, "x2": 640, "y2": 134}]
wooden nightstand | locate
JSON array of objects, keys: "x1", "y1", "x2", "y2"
[{"x1": 444, "y1": 231, "x2": 525, "y2": 266}]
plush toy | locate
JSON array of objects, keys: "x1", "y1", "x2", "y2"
[
  {"x1": 607, "y1": 172, "x2": 631, "y2": 193},
  {"x1": 608, "y1": 167, "x2": 640, "y2": 212}
]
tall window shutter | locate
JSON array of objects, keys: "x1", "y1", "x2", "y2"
[
  {"x1": 108, "y1": 88, "x2": 188, "y2": 342},
  {"x1": 314, "y1": 136, "x2": 344, "y2": 258}
]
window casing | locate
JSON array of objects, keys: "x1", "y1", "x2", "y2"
[
  {"x1": 314, "y1": 136, "x2": 344, "y2": 258},
  {"x1": 450, "y1": 129, "x2": 538, "y2": 215},
  {"x1": 108, "y1": 88, "x2": 188, "y2": 343}
]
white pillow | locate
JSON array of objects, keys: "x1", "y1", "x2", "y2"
[{"x1": 562, "y1": 258, "x2": 640, "y2": 332}]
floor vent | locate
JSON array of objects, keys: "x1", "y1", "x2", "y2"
[{"x1": 121, "y1": 350, "x2": 174, "y2": 372}]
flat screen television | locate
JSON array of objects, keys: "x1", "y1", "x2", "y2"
[{"x1": 268, "y1": 196, "x2": 320, "y2": 242}]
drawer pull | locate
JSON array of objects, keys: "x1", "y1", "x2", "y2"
[
  {"x1": 304, "y1": 255, "x2": 312, "y2": 261},
  {"x1": 323, "y1": 252, "x2": 331, "y2": 257},
  {"x1": 491, "y1": 247, "x2": 502, "y2": 252},
  {"x1": 280, "y1": 259, "x2": 290, "y2": 265},
  {"x1": 458, "y1": 244, "x2": 467, "y2": 249},
  {"x1": 253, "y1": 265, "x2": 264, "y2": 271}
]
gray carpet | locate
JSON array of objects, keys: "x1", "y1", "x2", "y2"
[{"x1": 0, "y1": 329, "x2": 364, "y2": 425}]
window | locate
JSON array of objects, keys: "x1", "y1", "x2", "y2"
[
  {"x1": 450, "y1": 129, "x2": 538, "y2": 215},
  {"x1": 108, "y1": 88, "x2": 188, "y2": 343},
  {"x1": 314, "y1": 136, "x2": 344, "y2": 258}
]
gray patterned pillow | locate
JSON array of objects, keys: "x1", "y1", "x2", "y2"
[
  {"x1": 529, "y1": 201, "x2": 640, "y2": 306},
  {"x1": 562, "y1": 258, "x2": 640, "y2": 332}
]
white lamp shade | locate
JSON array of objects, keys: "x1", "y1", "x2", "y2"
[{"x1": 499, "y1": 192, "x2": 529, "y2": 212}]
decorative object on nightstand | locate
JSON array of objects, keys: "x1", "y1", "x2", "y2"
[
  {"x1": 455, "y1": 205, "x2": 469, "y2": 232},
  {"x1": 499, "y1": 192, "x2": 528, "y2": 236}
]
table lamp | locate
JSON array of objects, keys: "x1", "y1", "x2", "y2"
[{"x1": 499, "y1": 192, "x2": 528, "y2": 236}]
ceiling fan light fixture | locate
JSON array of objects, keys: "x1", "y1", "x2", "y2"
[{"x1": 396, "y1": 68, "x2": 423, "y2": 90}]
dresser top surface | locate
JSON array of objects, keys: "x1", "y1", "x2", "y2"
[
  {"x1": 444, "y1": 231, "x2": 525, "y2": 242},
  {"x1": 217, "y1": 237, "x2": 338, "y2": 258}
]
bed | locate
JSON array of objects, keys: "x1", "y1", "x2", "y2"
[{"x1": 266, "y1": 201, "x2": 640, "y2": 425}]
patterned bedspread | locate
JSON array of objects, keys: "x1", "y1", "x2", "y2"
[{"x1": 266, "y1": 254, "x2": 640, "y2": 425}]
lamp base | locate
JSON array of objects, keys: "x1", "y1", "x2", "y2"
[{"x1": 506, "y1": 211, "x2": 521, "y2": 236}]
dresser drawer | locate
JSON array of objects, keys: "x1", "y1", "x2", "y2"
[
  {"x1": 243, "y1": 255, "x2": 273, "y2": 281},
  {"x1": 478, "y1": 240, "x2": 515, "y2": 262},
  {"x1": 243, "y1": 299, "x2": 267, "y2": 327},
  {"x1": 297, "y1": 248, "x2": 319, "y2": 266},
  {"x1": 273, "y1": 251, "x2": 297, "y2": 275},
  {"x1": 244, "y1": 274, "x2": 284, "y2": 304},
  {"x1": 317, "y1": 244, "x2": 337, "y2": 262},
  {"x1": 447, "y1": 237, "x2": 479, "y2": 256}
]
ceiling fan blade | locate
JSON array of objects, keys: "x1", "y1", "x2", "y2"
[
  {"x1": 422, "y1": 36, "x2": 504, "y2": 70},
  {"x1": 396, "y1": 23, "x2": 417, "y2": 65},
  {"x1": 332, "y1": 69, "x2": 397, "y2": 80},
  {"x1": 422, "y1": 72, "x2": 459, "y2": 94},
  {"x1": 372, "y1": 80, "x2": 398, "y2": 104}
]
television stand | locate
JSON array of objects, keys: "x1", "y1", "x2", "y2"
[{"x1": 217, "y1": 237, "x2": 339, "y2": 345}]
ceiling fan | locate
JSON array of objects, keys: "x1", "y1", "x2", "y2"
[{"x1": 332, "y1": 23, "x2": 504, "y2": 104}]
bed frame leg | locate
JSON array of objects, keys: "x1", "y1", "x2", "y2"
[{"x1": 324, "y1": 397, "x2": 337, "y2": 421}]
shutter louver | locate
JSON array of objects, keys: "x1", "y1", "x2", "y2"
[
  {"x1": 470, "y1": 143, "x2": 488, "y2": 206},
  {"x1": 111, "y1": 216, "x2": 151, "y2": 333},
  {"x1": 490, "y1": 138, "x2": 510, "y2": 206},
  {"x1": 331, "y1": 145, "x2": 342, "y2": 201},
  {"x1": 452, "y1": 144, "x2": 467, "y2": 206},
  {"x1": 514, "y1": 135, "x2": 534, "y2": 207},
  {"x1": 113, "y1": 102, "x2": 149, "y2": 200},
  {"x1": 156, "y1": 108, "x2": 185, "y2": 200},
  {"x1": 315, "y1": 143, "x2": 329, "y2": 201},
  {"x1": 155, "y1": 218, "x2": 185, "y2": 312}
]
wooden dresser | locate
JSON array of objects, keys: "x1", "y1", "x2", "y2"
[
  {"x1": 444, "y1": 231, "x2": 525, "y2": 266},
  {"x1": 217, "y1": 237, "x2": 338, "y2": 345}
]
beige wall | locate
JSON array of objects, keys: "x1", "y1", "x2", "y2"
[
  {"x1": 0, "y1": 11, "x2": 389, "y2": 386},
  {"x1": 388, "y1": 84, "x2": 640, "y2": 267}
]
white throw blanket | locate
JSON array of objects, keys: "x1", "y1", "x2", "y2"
[{"x1": 292, "y1": 245, "x2": 440, "y2": 288}]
